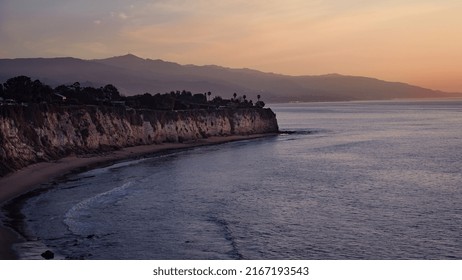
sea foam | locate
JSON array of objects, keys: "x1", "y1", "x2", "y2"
[{"x1": 64, "y1": 182, "x2": 133, "y2": 236}]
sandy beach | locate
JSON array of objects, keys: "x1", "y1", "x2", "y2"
[{"x1": 0, "y1": 134, "x2": 276, "y2": 259}]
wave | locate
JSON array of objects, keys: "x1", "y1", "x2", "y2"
[
  {"x1": 79, "y1": 158, "x2": 149, "y2": 177},
  {"x1": 64, "y1": 182, "x2": 133, "y2": 236},
  {"x1": 207, "y1": 216, "x2": 243, "y2": 259}
]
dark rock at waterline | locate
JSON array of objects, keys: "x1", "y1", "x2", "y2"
[{"x1": 41, "y1": 250, "x2": 54, "y2": 260}]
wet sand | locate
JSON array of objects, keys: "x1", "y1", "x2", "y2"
[{"x1": 0, "y1": 134, "x2": 276, "y2": 259}]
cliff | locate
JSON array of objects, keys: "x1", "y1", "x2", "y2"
[{"x1": 0, "y1": 105, "x2": 279, "y2": 176}]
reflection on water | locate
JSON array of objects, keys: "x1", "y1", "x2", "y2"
[{"x1": 14, "y1": 100, "x2": 462, "y2": 259}]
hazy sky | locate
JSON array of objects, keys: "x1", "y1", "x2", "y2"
[{"x1": 1, "y1": 0, "x2": 461, "y2": 92}]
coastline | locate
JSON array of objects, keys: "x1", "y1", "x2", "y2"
[{"x1": 0, "y1": 133, "x2": 277, "y2": 259}]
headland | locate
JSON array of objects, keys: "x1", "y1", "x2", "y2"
[{"x1": 0, "y1": 77, "x2": 279, "y2": 258}]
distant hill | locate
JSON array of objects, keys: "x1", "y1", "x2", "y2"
[{"x1": 0, "y1": 54, "x2": 459, "y2": 102}]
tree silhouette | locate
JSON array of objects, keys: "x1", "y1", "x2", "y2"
[
  {"x1": 2, "y1": 75, "x2": 269, "y2": 110},
  {"x1": 103, "y1": 84, "x2": 120, "y2": 101},
  {"x1": 3, "y1": 76, "x2": 33, "y2": 98},
  {"x1": 71, "y1": 82, "x2": 81, "y2": 92},
  {"x1": 3, "y1": 76, "x2": 55, "y2": 103},
  {"x1": 255, "y1": 100, "x2": 265, "y2": 108}
]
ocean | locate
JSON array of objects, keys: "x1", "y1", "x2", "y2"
[{"x1": 8, "y1": 99, "x2": 462, "y2": 259}]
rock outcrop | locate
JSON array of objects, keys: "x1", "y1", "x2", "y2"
[{"x1": 0, "y1": 105, "x2": 278, "y2": 176}]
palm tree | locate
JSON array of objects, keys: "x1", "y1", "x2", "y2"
[
  {"x1": 257, "y1": 94, "x2": 261, "y2": 101},
  {"x1": 233, "y1": 92, "x2": 237, "y2": 100},
  {"x1": 207, "y1": 91, "x2": 211, "y2": 101}
]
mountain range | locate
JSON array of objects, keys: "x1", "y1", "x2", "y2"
[{"x1": 0, "y1": 54, "x2": 459, "y2": 102}]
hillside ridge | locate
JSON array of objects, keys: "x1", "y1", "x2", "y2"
[{"x1": 1, "y1": 54, "x2": 459, "y2": 102}]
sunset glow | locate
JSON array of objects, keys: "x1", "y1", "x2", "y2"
[{"x1": 1, "y1": 0, "x2": 461, "y2": 92}]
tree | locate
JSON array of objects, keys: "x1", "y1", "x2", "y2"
[
  {"x1": 233, "y1": 92, "x2": 237, "y2": 100},
  {"x1": 193, "y1": 93, "x2": 207, "y2": 103},
  {"x1": 32, "y1": 79, "x2": 53, "y2": 103},
  {"x1": 257, "y1": 94, "x2": 261, "y2": 101},
  {"x1": 243, "y1": 94, "x2": 247, "y2": 101},
  {"x1": 207, "y1": 91, "x2": 211, "y2": 101},
  {"x1": 71, "y1": 82, "x2": 81, "y2": 92},
  {"x1": 2, "y1": 76, "x2": 54, "y2": 103},
  {"x1": 3, "y1": 76, "x2": 33, "y2": 102},
  {"x1": 55, "y1": 84, "x2": 74, "y2": 96},
  {"x1": 211, "y1": 96, "x2": 223, "y2": 103},
  {"x1": 0, "y1": 84, "x2": 4, "y2": 98},
  {"x1": 103, "y1": 84, "x2": 120, "y2": 101},
  {"x1": 3, "y1": 75, "x2": 32, "y2": 93},
  {"x1": 255, "y1": 100, "x2": 265, "y2": 108}
]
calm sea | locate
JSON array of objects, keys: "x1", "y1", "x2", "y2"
[{"x1": 10, "y1": 99, "x2": 462, "y2": 259}]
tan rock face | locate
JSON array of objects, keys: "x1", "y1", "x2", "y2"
[{"x1": 0, "y1": 105, "x2": 278, "y2": 175}]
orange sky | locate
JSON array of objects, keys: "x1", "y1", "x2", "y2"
[{"x1": 1, "y1": 0, "x2": 461, "y2": 92}]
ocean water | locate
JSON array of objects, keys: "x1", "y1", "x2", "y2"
[{"x1": 11, "y1": 99, "x2": 462, "y2": 259}]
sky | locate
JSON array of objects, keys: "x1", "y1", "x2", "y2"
[{"x1": 1, "y1": 0, "x2": 461, "y2": 92}]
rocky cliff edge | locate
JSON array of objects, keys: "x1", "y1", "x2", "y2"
[{"x1": 0, "y1": 105, "x2": 279, "y2": 176}]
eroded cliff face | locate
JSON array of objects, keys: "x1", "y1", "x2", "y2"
[{"x1": 0, "y1": 105, "x2": 278, "y2": 176}]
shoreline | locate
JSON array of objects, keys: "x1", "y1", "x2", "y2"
[{"x1": 0, "y1": 133, "x2": 277, "y2": 260}]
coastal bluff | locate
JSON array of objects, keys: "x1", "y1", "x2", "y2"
[{"x1": 0, "y1": 105, "x2": 278, "y2": 176}]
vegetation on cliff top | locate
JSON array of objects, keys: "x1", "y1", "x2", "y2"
[
  {"x1": 0, "y1": 76, "x2": 266, "y2": 110},
  {"x1": 0, "y1": 77, "x2": 278, "y2": 176}
]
